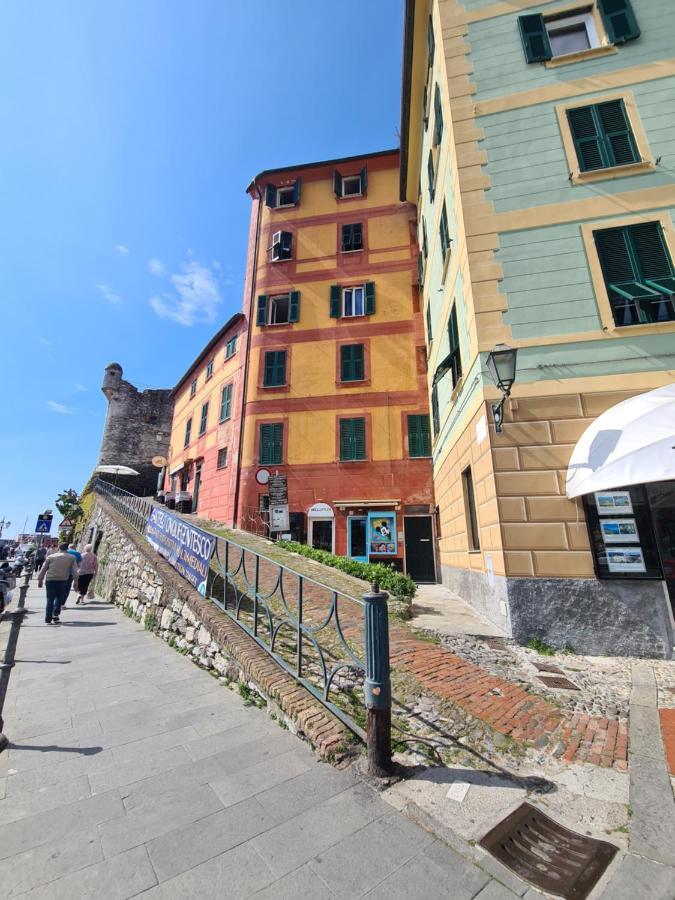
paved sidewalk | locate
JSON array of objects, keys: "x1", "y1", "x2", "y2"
[{"x1": 0, "y1": 585, "x2": 521, "y2": 899}]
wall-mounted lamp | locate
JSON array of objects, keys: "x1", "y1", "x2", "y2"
[{"x1": 486, "y1": 343, "x2": 518, "y2": 432}]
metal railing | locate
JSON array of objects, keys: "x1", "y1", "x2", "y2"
[
  {"x1": 92, "y1": 479, "x2": 391, "y2": 757},
  {"x1": 0, "y1": 576, "x2": 29, "y2": 753}
]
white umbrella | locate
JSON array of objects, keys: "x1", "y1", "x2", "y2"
[
  {"x1": 566, "y1": 383, "x2": 675, "y2": 498},
  {"x1": 96, "y1": 465, "x2": 139, "y2": 476}
]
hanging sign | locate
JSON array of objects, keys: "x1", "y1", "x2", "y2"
[{"x1": 145, "y1": 507, "x2": 216, "y2": 595}]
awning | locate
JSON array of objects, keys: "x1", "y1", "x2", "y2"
[
  {"x1": 566, "y1": 383, "x2": 675, "y2": 498},
  {"x1": 333, "y1": 499, "x2": 400, "y2": 509},
  {"x1": 168, "y1": 461, "x2": 184, "y2": 476}
]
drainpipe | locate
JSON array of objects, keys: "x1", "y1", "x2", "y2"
[{"x1": 232, "y1": 180, "x2": 264, "y2": 528}]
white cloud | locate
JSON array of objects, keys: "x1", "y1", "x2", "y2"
[
  {"x1": 148, "y1": 257, "x2": 166, "y2": 277},
  {"x1": 97, "y1": 284, "x2": 123, "y2": 305},
  {"x1": 116, "y1": 244, "x2": 129, "y2": 255},
  {"x1": 47, "y1": 400, "x2": 76, "y2": 415},
  {"x1": 36, "y1": 337, "x2": 52, "y2": 345},
  {"x1": 148, "y1": 259, "x2": 222, "y2": 326},
  {"x1": 74, "y1": 384, "x2": 86, "y2": 392}
]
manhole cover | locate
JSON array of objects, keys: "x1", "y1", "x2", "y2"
[
  {"x1": 534, "y1": 662, "x2": 564, "y2": 674},
  {"x1": 479, "y1": 802, "x2": 617, "y2": 899},
  {"x1": 538, "y1": 675, "x2": 580, "y2": 691}
]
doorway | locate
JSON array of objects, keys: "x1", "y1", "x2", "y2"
[
  {"x1": 348, "y1": 517, "x2": 368, "y2": 563},
  {"x1": 404, "y1": 516, "x2": 436, "y2": 583},
  {"x1": 647, "y1": 481, "x2": 675, "y2": 616},
  {"x1": 310, "y1": 519, "x2": 333, "y2": 552},
  {"x1": 193, "y1": 462, "x2": 202, "y2": 513}
]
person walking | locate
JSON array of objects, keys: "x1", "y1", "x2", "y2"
[
  {"x1": 34, "y1": 544, "x2": 48, "y2": 570},
  {"x1": 76, "y1": 544, "x2": 98, "y2": 604},
  {"x1": 62, "y1": 543, "x2": 82, "y2": 608},
  {"x1": 37, "y1": 542, "x2": 79, "y2": 624}
]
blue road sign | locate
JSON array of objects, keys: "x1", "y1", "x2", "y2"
[{"x1": 35, "y1": 517, "x2": 52, "y2": 534}]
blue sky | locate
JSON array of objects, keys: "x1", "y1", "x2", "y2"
[{"x1": 0, "y1": 0, "x2": 403, "y2": 539}]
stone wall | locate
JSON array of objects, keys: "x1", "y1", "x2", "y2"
[{"x1": 87, "y1": 498, "x2": 353, "y2": 760}]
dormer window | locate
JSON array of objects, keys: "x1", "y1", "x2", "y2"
[
  {"x1": 265, "y1": 179, "x2": 301, "y2": 209},
  {"x1": 334, "y1": 167, "x2": 367, "y2": 199},
  {"x1": 271, "y1": 230, "x2": 292, "y2": 261}
]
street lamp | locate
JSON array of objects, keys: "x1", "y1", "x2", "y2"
[{"x1": 486, "y1": 343, "x2": 518, "y2": 433}]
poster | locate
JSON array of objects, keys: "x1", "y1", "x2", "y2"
[
  {"x1": 606, "y1": 547, "x2": 646, "y2": 574},
  {"x1": 595, "y1": 491, "x2": 633, "y2": 516},
  {"x1": 600, "y1": 518, "x2": 640, "y2": 544},
  {"x1": 368, "y1": 513, "x2": 397, "y2": 555},
  {"x1": 145, "y1": 507, "x2": 216, "y2": 595}
]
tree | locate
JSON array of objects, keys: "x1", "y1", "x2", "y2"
[{"x1": 55, "y1": 489, "x2": 83, "y2": 527}]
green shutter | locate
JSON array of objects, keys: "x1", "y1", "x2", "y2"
[
  {"x1": 353, "y1": 417, "x2": 365, "y2": 459},
  {"x1": 360, "y1": 166, "x2": 367, "y2": 195},
  {"x1": 220, "y1": 384, "x2": 232, "y2": 421},
  {"x1": 427, "y1": 15, "x2": 435, "y2": 67},
  {"x1": 567, "y1": 106, "x2": 605, "y2": 172},
  {"x1": 289, "y1": 291, "x2": 300, "y2": 322},
  {"x1": 517, "y1": 14, "x2": 552, "y2": 63},
  {"x1": 630, "y1": 223, "x2": 674, "y2": 282},
  {"x1": 418, "y1": 253, "x2": 424, "y2": 289},
  {"x1": 184, "y1": 417, "x2": 192, "y2": 447},
  {"x1": 365, "y1": 282, "x2": 375, "y2": 315},
  {"x1": 423, "y1": 83, "x2": 429, "y2": 130},
  {"x1": 256, "y1": 294, "x2": 268, "y2": 326},
  {"x1": 260, "y1": 423, "x2": 283, "y2": 465},
  {"x1": 408, "y1": 415, "x2": 431, "y2": 458},
  {"x1": 329, "y1": 284, "x2": 341, "y2": 318},
  {"x1": 426, "y1": 304, "x2": 433, "y2": 344},
  {"x1": 333, "y1": 170, "x2": 342, "y2": 197},
  {"x1": 265, "y1": 184, "x2": 276, "y2": 208},
  {"x1": 448, "y1": 305, "x2": 462, "y2": 386},
  {"x1": 340, "y1": 418, "x2": 365, "y2": 460},
  {"x1": 263, "y1": 351, "x2": 286, "y2": 387},
  {"x1": 594, "y1": 228, "x2": 636, "y2": 285},
  {"x1": 199, "y1": 402, "x2": 208, "y2": 435},
  {"x1": 596, "y1": 100, "x2": 639, "y2": 166},
  {"x1": 422, "y1": 218, "x2": 428, "y2": 258},
  {"x1": 341, "y1": 344, "x2": 364, "y2": 382},
  {"x1": 427, "y1": 150, "x2": 435, "y2": 202},
  {"x1": 431, "y1": 386, "x2": 440, "y2": 436},
  {"x1": 598, "y1": 0, "x2": 640, "y2": 44},
  {"x1": 293, "y1": 178, "x2": 301, "y2": 205},
  {"x1": 433, "y1": 84, "x2": 443, "y2": 145}
]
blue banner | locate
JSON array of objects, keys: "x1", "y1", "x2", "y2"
[{"x1": 145, "y1": 507, "x2": 216, "y2": 595}]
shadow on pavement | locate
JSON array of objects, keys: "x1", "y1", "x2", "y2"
[{"x1": 8, "y1": 743, "x2": 104, "y2": 756}]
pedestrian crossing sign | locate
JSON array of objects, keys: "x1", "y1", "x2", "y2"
[{"x1": 35, "y1": 516, "x2": 52, "y2": 534}]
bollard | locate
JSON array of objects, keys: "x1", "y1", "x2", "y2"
[
  {"x1": 0, "y1": 607, "x2": 27, "y2": 753},
  {"x1": 363, "y1": 582, "x2": 392, "y2": 777}
]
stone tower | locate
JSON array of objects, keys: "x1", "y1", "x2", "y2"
[{"x1": 98, "y1": 363, "x2": 174, "y2": 496}]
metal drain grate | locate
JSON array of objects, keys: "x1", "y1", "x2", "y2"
[
  {"x1": 533, "y1": 662, "x2": 564, "y2": 674},
  {"x1": 480, "y1": 802, "x2": 617, "y2": 899},
  {"x1": 538, "y1": 675, "x2": 580, "y2": 691}
]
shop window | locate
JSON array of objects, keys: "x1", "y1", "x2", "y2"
[
  {"x1": 594, "y1": 222, "x2": 675, "y2": 326},
  {"x1": 219, "y1": 383, "x2": 232, "y2": 422},
  {"x1": 339, "y1": 417, "x2": 366, "y2": 461},
  {"x1": 263, "y1": 350, "x2": 287, "y2": 387},
  {"x1": 519, "y1": 1, "x2": 639, "y2": 64},
  {"x1": 257, "y1": 292, "x2": 300, "y2": 326},
  {"x1": 225, "y1": 336, "x2": 237, "y2": 359},
  {"x1": 462, "y1": 466, "x2": 480, "y2": 551},
  {"x1": 340, "y1": 344, "x2": 365, "y2": 382},
  {"x1": 265, "y1": 180, "x2": 301, "y2": 209},
  {"x1": 184, "y1": 417, "x2": 192, "y2": 448},
  {"x1": 334, "y1": 167, "x2": 367, "y2": 198},
  {"x1": 408, "y1": 415, "x2": 432, "y2": 457},
  {"x1": 567, "y1": 100, "x2": 639, "y2": 172},
  {"x1": 341, "y1": 223, "x2": 363, "y2": 252},
  {"x1": 199, "y1": 401, "x2": 209, "y2": 436},
  {"x1": 259, "y1": 423, "x2": 283, "y2": 465},
  {"x1": 217, "y1": 447, "x2": 228, "y2": 469}
]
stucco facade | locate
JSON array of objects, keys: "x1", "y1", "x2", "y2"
[{"x1": 401, "y1": 0, "x2": 675, "y2": 655}]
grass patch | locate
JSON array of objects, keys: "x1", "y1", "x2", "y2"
[{"x1": 527, "y1": 636, "x2": 556, "y2": 656}]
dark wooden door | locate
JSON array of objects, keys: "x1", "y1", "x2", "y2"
[{"x1": 404, "y1": 516, "x2": 436, "y2": 583}]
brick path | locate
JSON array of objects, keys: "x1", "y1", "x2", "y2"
[{"x1": 389, "y1": 637, "x2": 628, "y2": 770}]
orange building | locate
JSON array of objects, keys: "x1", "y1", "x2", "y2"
[
  {"x1": 237, "y1": 150, "x2": 435, "y2": 579},
  {"x1": 164, "y1": 313, "x2": 246, "y2": 525}
]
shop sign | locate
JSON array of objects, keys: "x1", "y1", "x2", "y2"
[
  {"x1": 145, "y1": 507, "x2": 216, "y2": 595},
  {"x1": 308, "y1": 502, "x2": 334, "y2": 518},
  {"x1": 270, "y1": 504, "x2": 290, "y2": 532},
  {"x1": 368, "y1": 511, "x2": 397, "y2": 555}
]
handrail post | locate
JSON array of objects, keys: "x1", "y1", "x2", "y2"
[
  {"x1": 0, "y1": 600, "x2": 28, "y2": 752},
  {"x1": 363, "y1": 581, "x2": 392, "y2": 776},
  {"x1": 297, "y1": 575, "x2": 303, "y2": 678}
]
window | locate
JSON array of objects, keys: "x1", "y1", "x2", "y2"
[
  {"x1": 265, "y1": 179, "x2": 301, "y2": 209},
  {"x1": 440, "y1": 202, "x2": 451, "y2": 264},
  {"x1": 225, "y1": 336, "x2": 237, "y2": 359},
  {"x1": 334, "y1": 167, "x2": 367, "y2": 198},
  {"x1": 426, "y1": 304, "x2": 433, "y2": 344},
  {"x1": 567, "y1": 100, "x2": 639, "y2": 172},
  {"x1": 219, "y1": 383, "x2": 232, "y2": 421},
  {"x1": 422, "y1": 217, "x2": 428, "y2": 259},
  {"x1": 184, "y1": 417, "x2": 192, "y2": 448},
  {"x1": 341, "y1": 223, "x2": 363, "y2": 252},
  {"x1": 408, "y1": 415, "x2": 431, "y2": 458},
  {"x1": 190, "y1": 379, "x2": 197, "y2": 398},
  {"x1": 199, "y1": 402, "x2": 209, "y2": 436},
  {"x1": 271, "y1": 230, "x2": 292, "y2": 261},
  {"x1": 423, "y1": 83, "x2": 429, "y2": 131},
  {"x1": 462, "y1": 466, "x2": 480, "y2": 551},
  {"x1": 205, "y1": 359, "x2": 214, "y2": 381},
  {"x1": 418, "y1": 253, "x2": 425, "y2": 289},
  {"x1": 428, "y1": 14, "x2": 435, "y2": 67},
  {"x1": 217, "y1": 447, "x2": 228, "y2": 469},
  {"x1": 519, "y1": 2, "x2": 639, "y2": 64},
  {"x1": 259, "y1": 423, "x2": 283, "y2": 465},
  {"x1": 339, "y1": 418, "x2": 366, "y2": 461},
  {"x1": 594, "y1": 222, "x2": 675, "y2": 326},
  {"x1": 330, "y1": 282, "x2": 375, "y2": 318},
  {"x1": 263, "y1": 350, "x2": 287, "y2": 387},
  {"x1": 431, "y1": 385, "x2": 440, "y2": 436},
  {"x1": 433, "y1": 83, "x2": 443, "y2": 146},
  {"x1": 427, "y1": 150, "x2": 435, "y2": 203},
  {"x1": 340, "y1": 344, "x2": 365, "y2": 382},
  {"x1": 257, "y1": 292, "x2": 300, "y2": 326},
  {"x1": 447, "y1": 305, "x2": 462, "y2": 387}
]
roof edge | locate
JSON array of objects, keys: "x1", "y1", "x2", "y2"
[
  {"x1": 170, "y1": 312, "x2": 246, "y2": 397},
  {"x1": 399, "y1": 0, "x2": 416, "y2": 202},
  {"x1": 246, "y1": 147, "x2": 400, "y2": 194}
]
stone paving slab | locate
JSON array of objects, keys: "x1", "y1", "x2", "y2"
[{"x1": 0, "y1": 584, "x2": 528, "y2": 898}]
